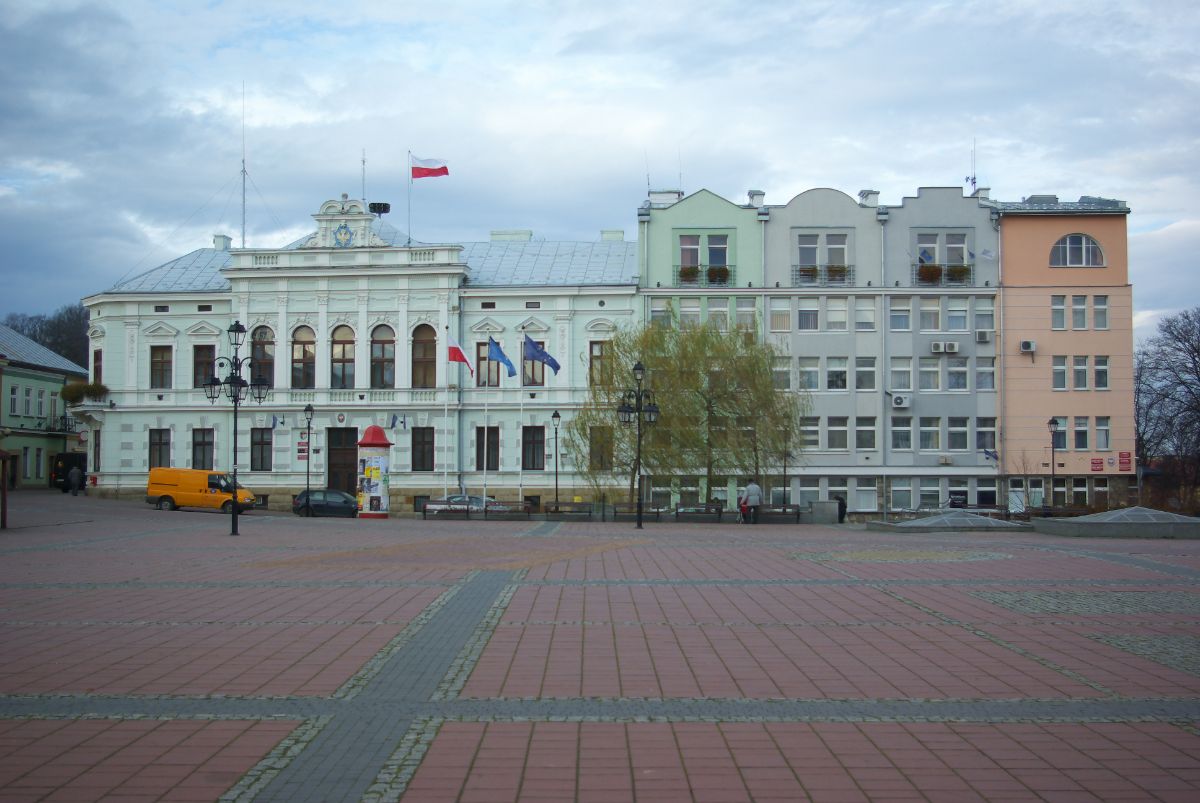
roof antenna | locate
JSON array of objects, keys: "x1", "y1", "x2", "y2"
[
  {"x1": 241, "y1": 82, "x2": 247, "y2": 248},
  {"x1": 361, "y1": 148, "x2": 367, "y2": 205},
  {"x1": 644, "y1": 148, "x2": 650, "y2": 192},
  {"x1": 964, "y1": 137, "x2": 977, "y2": 194}
]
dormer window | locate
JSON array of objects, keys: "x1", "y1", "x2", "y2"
[{"x1": 1050, "y1": 234, "x2": 1105, "y2": 267}]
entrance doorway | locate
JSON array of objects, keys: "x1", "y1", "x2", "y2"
[{"x1": 326, "y1": 427, "x2": 359, "y2": 495}]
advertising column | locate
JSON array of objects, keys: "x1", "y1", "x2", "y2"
[{"x1": 356, "y1": 424, "x2": 393, "y2": 519}]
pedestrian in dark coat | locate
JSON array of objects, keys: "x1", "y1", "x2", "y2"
[{"x1": 67, "y1": 466, "x2": 83, "y2": 497}]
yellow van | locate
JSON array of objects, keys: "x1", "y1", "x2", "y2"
[{"x1": 145, "y1": 468, "x2": 257, "y2": 513}]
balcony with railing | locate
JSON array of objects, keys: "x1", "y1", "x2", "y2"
[
  {"x1": 673, "y1": 264, "x2": 738, "y2": 288},
  {"x1": 911, "y1": 263, "x2": 975, "y2": 287},
  {"x1": 790, "y1": 264, "x2": 856, "y2": 287}
]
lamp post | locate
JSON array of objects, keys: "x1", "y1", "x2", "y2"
[
  {"x1": 1046, "y1": 417, "x2": 1059, "y2": 517},
  {"x1": 303, "y1": 403, "x2": 315, "y2": 516},
  {"x1": 617, "y1": 361, "x2": 660, "y2": 529},
  {"x1": 551, "y1": 410, "x2": 561, "y2": 506},
  {"x1": 203, "y1": 321, "x2": 268, "y2": 535}
]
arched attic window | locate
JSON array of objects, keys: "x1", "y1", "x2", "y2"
[
  {"x1": 330, "y1": 325, "x2": 356, "y2": 389},
  {"x1": 291, "y1": 326, "x2": 315, "y2": 389},
  {"x1": 371, "y1": 325, "x2": 396, "y2": 389},
  {"x1": 1050, "y1": 234, "x2": 1105, "y2": 267},
  {"x1": 412, "y1": 324, "x2": 437, "y2": 389},
  {"x1": 250, "y1": 326, "x2": 274, "y2": 388}
]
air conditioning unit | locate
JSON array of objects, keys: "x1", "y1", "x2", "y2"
[
  {"x1": 931, "y1": 341, "x2": 945, "y2": 353},
  {"x1": 938, "y1": 455, "x2": 954, "y2": 465},
  {"x1": 944, "y1": 341, "x2": 960, "y2": 353},
  {"x1": 975, "y1": 329, "x2": 993, "y2": 343},
  {"x1": 891, "y1": 394, "x2": 909, "y2": 409},
  {"x1": 1019, "y1": 339, "x2": 1037, "y2": 353}
]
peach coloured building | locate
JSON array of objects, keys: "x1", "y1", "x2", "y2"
[{"x1": 998, "y1": 196, "x2": 1134, "y2": 510}]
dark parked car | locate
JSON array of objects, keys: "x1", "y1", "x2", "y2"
[
  {"x1": 293, "y1": 489, "x2": 359, "y2": 517},
  {"x1": 50, "y1": 452, "x2": 87, "y2": 493}
]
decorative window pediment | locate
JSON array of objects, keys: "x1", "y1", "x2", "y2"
[
  {"x1": 87, "y1": 324, "x2": 106, "y2": 340},
  {"x1": 470, "y1": 317, "x2": 505, "y2": 334},
  {"x1": 585, "y1": 318, "x2": 617, "y2": 333},
  {"x1": 185, "y1": 321, "x2": 223, "y2": 338},
  {"x1": 516, "y1": 316, "x2": 549, "y2": 334},
  {"x1": 143, "y1": 321, "x2": 179, "y2": 339}
]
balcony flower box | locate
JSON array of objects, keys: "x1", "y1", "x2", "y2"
[
  {"x1": 825, "y1": 265, "x2": 848, "y2": 284},
  {"x1": 679, "y1": 265, "x2": 700, "y2": 284},
  {"x1": 706, "y1": 266, "x2": 730, "y2": 285},
  {"x1": 946, "y1": 265, "x2": 971, "y2": 284},
  {"x1": 795, "y1": 266, "x2": 818, "y2": 285},
  {"x1": 61, "y1": 382, "x2": 109, "y2": 405},
  {"x1": 917, "y1": 264, "x2": 943, "y2": 285}
]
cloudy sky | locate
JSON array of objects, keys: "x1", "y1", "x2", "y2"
[{"x1": 1, "y1": 0, "x2": 1196, "y2": 339}]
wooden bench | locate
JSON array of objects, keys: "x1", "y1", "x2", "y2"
[
  {"x1": 611, "y1": 502, "x2": 666, "y2": 522},
  {"x1": 675, "y1": 503, "x2": 724, "y2": 522},
  {"x1": 544, "y1": 501, "x2": 594, "y2": 520}
]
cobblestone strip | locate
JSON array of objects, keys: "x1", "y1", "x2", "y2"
[
  {"x1": 432, "y1": 570, "x2": 526, "y2": 701},
  {"x1": 361, "y1": 716, "x2": 442, "y2": 803},
  {"x1": 218, "y1": 715, "x2": 332, "y2": 803},
  {"x1": 332, "y1": 572, "x2": 476, "y2": 700}
]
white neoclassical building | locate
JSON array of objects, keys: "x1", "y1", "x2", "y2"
[{"x1": 79, "y1": 195, "x2": 638, "y2": 512}]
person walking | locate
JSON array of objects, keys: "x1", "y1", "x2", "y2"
[
  {"x1": 67, "y1": 465, "x2": 83, "y2": 497},
  {"x1": 740, "y1": 478, "x2": 763, "y2": 524}
]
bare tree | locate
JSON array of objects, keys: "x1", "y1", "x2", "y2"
[{"x1": 1136, "y1": 308, "x2": 1200, "y2": 512}]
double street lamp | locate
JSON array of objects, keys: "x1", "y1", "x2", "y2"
[
  {"x1": 203, "y1": 321, "x2": 268, "y2": 535},
  {"x1": 617, "y1": 361, "x2": 660, "y2": 529},
  {"x1": 551, "y1": 410, "x2": 561, "y2": 506},
  {"x1": 303, "y1": 404, "x2": 315, "y2": 516},
  {"x1": 1046, "y1": 417, "x2": 1060, "y2": 517}
]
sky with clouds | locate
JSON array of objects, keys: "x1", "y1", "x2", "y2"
[{"x1": 1, "y1": 0, "x2": 1196, "y2": 340}]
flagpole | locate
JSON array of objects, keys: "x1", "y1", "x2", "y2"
[
  {"x1": 443, "y1": 379, "x2": 450, "y2": 499},
  {"x1": 483, "y1": 385, "x2": 489, "y2": 503},
  {"x1": 406, "y1": 150, "x2": 413, "y2": 246}
]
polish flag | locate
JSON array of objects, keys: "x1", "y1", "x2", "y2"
[
  {"x1": 447, "y1": 335, "x2": 474, "y2": 376},
  {"x1": 411, "y1": 155, "x2": 449, "y2": 179}
]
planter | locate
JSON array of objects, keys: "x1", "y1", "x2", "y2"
[
  {"x1": 946, "y1": 266, "x2": 970, "y2": 284},
  {"x1": 795, "y1": 267, "x2": 818, "y2": 285},
  {"x1": 706, "y1": 266, "x2": 730, "y2": 285},
  {"x1": 917, "y1": 264, "x2": 943, "y2": 284},
  {"x1": 825, "y1": 265, "x2": 848, "y2": 284},
  {"x1": 61, "y1": 382, "x2": 107, "y2": 405}
]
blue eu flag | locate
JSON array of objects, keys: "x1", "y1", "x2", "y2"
[{"x1": 487, "y1": 337, "x2": 516, "y2": 378}]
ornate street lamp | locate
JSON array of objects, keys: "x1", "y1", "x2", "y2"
[
  {"x1": 1046, "y1": 417, "x2": 1059, "y2": 517},
  {"x1": 203, "y1": 321, "x2": 269, "y2": 535},
  {"x1": 617, "y1": 361, "x2": 660, "y2": 529},
  {"x1": 303, "y1": 403, "x2": 315, "y2": 516},
  {"x1": 551, "y1": 410, "x2": 561, "y2": 506}
]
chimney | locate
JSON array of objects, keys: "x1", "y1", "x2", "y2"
[
  {"x1": 973, "y1": 187, "x2": 990, "y2": 200},
  {"x1": 747, "y1": 190, "x2": 765, "y2": 208},
  {"x1": 213, "y1": 234, "x2": 232, "y2": 251},
  {"x1": 648, "y1": 189, "x2": 683, "y2": 207},
  {"x1": 858, "y1": 189, "x2": 880, "y2": 207},
  {"x1": 600, "y1": 229, "x2": 624, "y2": 241},
  {"x1": 490, "y1": 229, "x2": 533, "y2": 242}
]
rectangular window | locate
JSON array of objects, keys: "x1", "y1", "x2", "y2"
[
  {"x1": 1074, "y1": 416, "x2": 1089, "y2": 450},
  {"x1": 23, "y1": 387, "x2": 31, "y2": 415},
  {"x1": 35, "y1": 447, "x2": 43, "y2": 479},
  {"x1": 918, "y1": 233, "x2": 939, "y2": 265},
  {"x1": 797, "y1": 477, "x2": 820, "y2": 507},
  {"x1": 1096, "y1": 416, "x2": 1111, "y2": 450},
  {"x1": 855, "y1": 298, "x2": 875, "y2": 331},
  {"x1": 891, "y1": 480, "x2": 912, "y2": 511},
  {"x1": 797, "y1": 234, "x2": 819, "y2": 268},
  {"x1": 946, "y1": 233, "x2": 966, "y2": 265},
  {"x1": 192, "y1": 428, "x2": 214, "y2": 470},
  {"x1": 1051, "y1": 295, "x2": 1066, "y2": 330},
  {"x1": 736, "y1": 298, "x2": 756, "y2": 330},
  {"x1": 947, "y1": 417, "x2": 969, "y2": 450},
  {"x1": 800, "y1": 417, "x2": 819, "y2": 449},
  {"x1": 149, "y1": 428, "x2": 170, "y2": 468},
  {"x1": 946, "y1": 299, "x2": 968, "y2": 331},
  {"x1": 947, "y1": 357, "x2": 968, "y2": 391},
  {"x1": 919, "y1": 417, "x2": 940, "y2": 451},
  {"x1": 9, "y1": 386, "x2": 16, "y2": 415},
  {"x1": 797, "y1": 299, "x2": 819, "y2": 331},
  {"x1": 1051, "y1": 416, "x2": 1067, "y2": 450},
  {"x1": 769, "y1": 298, "x2": 790, "y2": 332},
  {"x1": 1073, "y1": 477, "x2": 1089, "y2": 506},
  {"x1": 476, "y1": 343, "x2": 500, "y2": 388},
  {"x1": 150, "y1": 346, "x2": 173, "y2": 389},
  {"x1": 412, "y1": 427, "x2": 434, "y2": 471},
  {"x1": 679, "y1": 298, "x2": 701, "y2": 328},
  {"x1": 650, "y1": 298, "x2": 671, "y2": 327},
  {"x1": 826, "y1": 233, "x2": 848, "y2": 266},
  {"x1": 1095, "y1": 356, "x2": 1109, "y2": 390},
  {"x1": 251, "y1": 428, "x2": 272, "y2": 471},
  {"x1": 855, "y1": 417, "x2": 876, "y2": 450},
  {"x1": 589, "y1": 341, "x2": 610, "y2": 386},
  {"x1": 855, "y1": 357, "x2": 876, "y2": 391},
  {"x1": 707, "y1": 298, "x2": 728, "y2": 332},
  {"x1": 93, "y1": 428, "x2": 101, "y2": 472},
  {"x1": 522, "y1": 426, "x2": 545, "y2": 470},
  {"x1": 825, "y1": 297, "x2": 847, "y2": 331},
  {"x1": 974, "y1": 298, "x2": 994, "y2": 331},
  {"x1": 827, "y1": 476, "x2": 848, "y2": 505},
  {"x1": 976, "y1": 478, "x2": 997, "y2": 507},
  {"x1": 890, "y1": 297, "x2": 911, "y2": 331},
  {"x1": 679, "y1": 234, "x2": 700, "y2": 270},
  {"x1": 772, "y1": 358, "x2": 791, "y2": 390},
  {"x1": 708, "y1": 234, "x2": 728, "y2": 267},
  {"x1": 892, "y1": 416, "x2": 912, "y2": 450},
  {"x1": 918, "y1": 357, "x2": 940, "y2": 391},
  {"x1": 93, "y1": 349, "x2": 103, "y2": 385},
  {"x1": 919, "y1": 478, "x2": 941, "y2": 509},
  {"x1": 890, "y1": 357, "x2": 912, "y2": 391},
  {"x1": 22, "y1": 447, "x2": 29, "y2": 478},
  {"x1": 976, "y1": 417, "x2": 997, "y2": 450},
  {"x1": 192, "y1": 344, "x2": 215, "y2": 388},
  {"x1": 475, "y1": 426, "x2": 499, "y2": 471},
  {"x1": 522, "y1": 340, "x2": 547, "y2": 387},
  {"x1": 1072, "y1": 295, "x2": 1087, "y2": 329},
  {"x1": 1073, "y1": 356, "x2": 1089, "y2": 389},
  {"x1": 1093, "y1": 295, "x2": 1109, "y2": 330},
  {"x1": 797, "y1": 357, "x2": 819, "y2": 390},
  {"x1": 919, "y1": 298, "x2": 940, "y2": 331},
  {"x1": 36, "y1": 388, "x2": 44, "y2": 417},
  {"x1": 827, "y1": 417, "x2": 848, "y2": 450},
  {"x1": 1052, "y1": 356, "x2": 1067, "y2": 390},
  {"x1": 976, "y1": 357, "x2": 995, "y2": 390},
  {"x1": 589, "y1": 426, "x2": 613, "y2": 470},
  {"x1": 1095, "y1": 477, "x2": 1109, "y2": 509},
  {"x1": 826, "y1": 357, "x2": 847, "y2": 391}
]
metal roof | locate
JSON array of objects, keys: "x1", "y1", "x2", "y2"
[
  {"x1": 104, "y1": 219, "x2": 637, "y2": 295},
  {"x1": 998, "y1": 195, "x2": 1129, "y2": 214},
  {"x1": 0, "y1": 323, "x2": 88, "y2": 376}
]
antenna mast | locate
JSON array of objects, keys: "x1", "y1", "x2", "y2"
[
  {"x1": 964, "y1": 137, "x2": 977, "y2": 194},
  {"x1": 362, "y1": 148, "x2": 367, "y2": 204}
]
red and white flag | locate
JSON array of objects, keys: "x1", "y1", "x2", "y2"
[
  {"x1": 447, "y1": 335, "x2": 474, "y2": 376},
  {"x1": 411, "y1": 155, "x2": 449, "y2": 179}
]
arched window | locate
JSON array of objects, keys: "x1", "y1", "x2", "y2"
[
  {"x1": 330, "y1": 325, "x2": 355, "y2": 389},
  {"x1": 412, "y1": 324, "x2": 437, "y2": 389},
  {"x1": 250, "y1": 326, "x2": 274, "y2": 388},
  {"x1": 291, "y1": 326, "x2": 315, "y2": 389},
  {"x1": 371, "y1": 325, "x2": 396, "y2": 389},
  {"x1": 1050, "y1": 234, "x2": 1105, "y2": 267}
]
